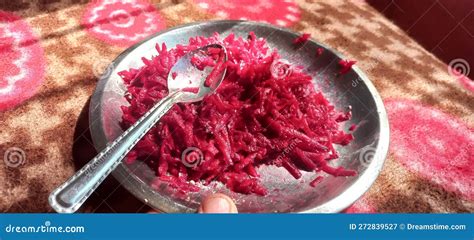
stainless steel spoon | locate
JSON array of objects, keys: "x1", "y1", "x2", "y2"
[{"x1": 49, "y1": 43, "x2": 228, "y2": 213}]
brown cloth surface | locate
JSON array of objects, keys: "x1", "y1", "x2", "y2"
[{"x1": 0, "y1": 0, "x2": 472, "y2": 213}]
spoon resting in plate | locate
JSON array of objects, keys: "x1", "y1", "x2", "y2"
[{"x1": 49, "y1": 44, "x2": 228, "y2": 213}]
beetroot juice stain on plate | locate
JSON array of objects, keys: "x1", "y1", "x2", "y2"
[{"x1": 119, "y1": 32, "x2": 355, "y2": 196}]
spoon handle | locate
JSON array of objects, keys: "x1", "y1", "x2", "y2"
[{"x1": 49, "y1": 91, "x2": 183, "y2": 213}]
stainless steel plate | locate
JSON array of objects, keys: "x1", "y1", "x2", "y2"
[{"x1": 89, "y1": 20, "x2": 389, "y2": 213}]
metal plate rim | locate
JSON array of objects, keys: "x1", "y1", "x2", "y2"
[{"x1": 89, "y1": 20, "x2": 389, "y2": 213}]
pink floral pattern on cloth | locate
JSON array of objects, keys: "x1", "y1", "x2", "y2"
[
  {"x1": 448, "y1": 64, "x2": 474, "y2": 93},
  {"x1": 81, "y1": 0, "x2": 166, "y2": 47},
  {"x1": 386, "y1": 99, "x2": 474, "y2": 200},
  {"x1": 457, "y1": 75, "x2": 474, "y2": 93},
  {"x1": 193, "y1": 0, "x2": 301, "y2": 27},
  {"x1": 0, "y1": 11, "x2": 46, "y2": 111}
]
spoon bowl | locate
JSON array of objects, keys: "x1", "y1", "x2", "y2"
[
  {"x1": 48, "y1": 44, "x2": 227, "y2": 213},
  {"x1": 169, "y1": 44, "x2": 227, "y2": 103}
]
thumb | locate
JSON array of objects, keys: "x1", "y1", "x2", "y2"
[{"x1": 198, "y1": 193, "x2": 238, "y2": 213}]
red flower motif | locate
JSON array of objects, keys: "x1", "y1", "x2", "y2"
[
  {"x1": 386, "y1": 99, "x2": 474, "y2": 200},
  {"x1": 82, "y1": 0, "x2": 166, "y2": 47},
  {"x1": 193, "y1": 0, "x2": 301, "y2": 27},
  {"x1": 0, "y1": 11, "x2": 46, "y2": 111}
]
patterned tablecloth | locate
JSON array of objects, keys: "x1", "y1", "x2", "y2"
[{"x1": 0, "y1": 0, "x2": 472, "y2": 213}]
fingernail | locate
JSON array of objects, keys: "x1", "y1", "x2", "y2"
[{"x1": 201, "y1": 196, "x2": 231, "y2": 213}]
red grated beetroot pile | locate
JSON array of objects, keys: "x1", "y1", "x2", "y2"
[
  {"x1": 293, "y1": 33, "x2": 311, "y2": 45},
  {"x1": 119, "y1": 32, "x2": 356, "y2": 196},
  {"x1": 338, "y1": 59, "x2": 357, "y2": 75}
]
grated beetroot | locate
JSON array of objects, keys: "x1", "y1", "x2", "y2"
[
  {"x1": 309, "y1": 176, "x2": 324, "y2": 188},
  {"x1": 338, "y1": 59, "x2": 357, "y2": 75},
  {"x1": 171, "y1": 72, "x2": 177, "y2": 80},
  {"x1": 182, "y1": 87, "x2": 199, "y2": 94},
  {"x1": 293, "y1": 33, "x2": 311, "y2": 45},
  {"x1": 119, "y1": 32, "x2": 355, "y2": 196}
]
